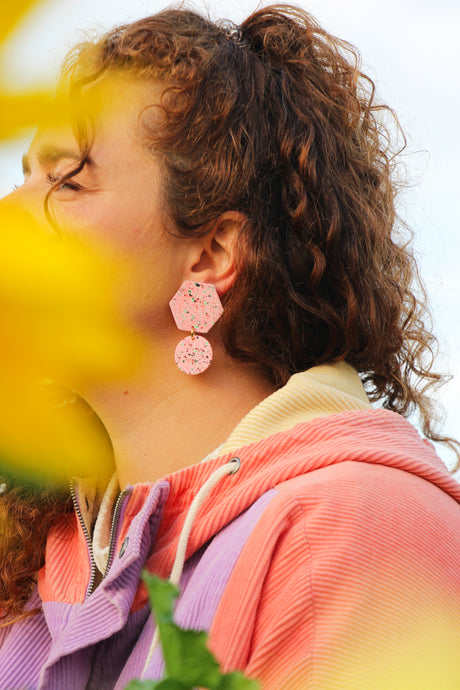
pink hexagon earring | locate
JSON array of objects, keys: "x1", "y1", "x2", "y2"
[{"x1": 169, "y1": 281, "x2": 224, "y2": 375}]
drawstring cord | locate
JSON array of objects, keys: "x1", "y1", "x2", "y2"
[{"x1": 141, "y1": 457, "x2": 241, "y2": 677}]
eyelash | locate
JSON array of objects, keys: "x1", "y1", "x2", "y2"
[{"x1": 47, "y1": 173, "x2": 82, "y2": 191}]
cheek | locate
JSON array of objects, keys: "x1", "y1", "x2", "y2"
[
  {"x1": 54, "y1": 196, "x2": 152, "y2": 253},
  {"x1": 52, "y1": 189, "x2": 184, "y2": 329}
]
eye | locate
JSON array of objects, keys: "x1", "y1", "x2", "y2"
[{"x1": 47, "y1": 172, "x2": 82, "y2": 192}]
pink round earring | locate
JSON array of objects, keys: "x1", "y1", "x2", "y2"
[{"x1": 169, "y1": 281, "x2": 224, "y2": 375}]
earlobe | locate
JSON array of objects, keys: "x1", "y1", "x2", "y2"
[{"x1": 187, "y1": 211, "x2": 246, "y2": 295}]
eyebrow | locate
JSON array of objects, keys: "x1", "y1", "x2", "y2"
[{"x1": 21, "y1": 145, "x2": 87, "y2": 176}]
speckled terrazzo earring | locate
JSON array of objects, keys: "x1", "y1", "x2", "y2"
[{"x1": 169, "y1": 281, "x2": 224, "y2": 375}]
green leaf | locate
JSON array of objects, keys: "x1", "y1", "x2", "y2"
[
  {"x1": 124, "y1": 680, "x2": 156, "y2": 689},
  {"x1": 125, "y1": 680, "x2": 188, "y2": 690},
  {"x1": 160, "y1": 623, "x2": 221, "y2": 687},
  {"x1": 142, "y1": 573, "x2": 221, "y2": 688},
  {"x1": 142, "y1": 573, "x2": 179, "y2": 625},
  {"x1": 138, "y1": 572, "x2": 260, "y2": 690},
  {"x1": 217, "y1": 671, "x2": 260, "y2": 690}
]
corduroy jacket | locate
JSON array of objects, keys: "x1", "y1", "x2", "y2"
[{"x1": 1, "y1": 363, "x2": 460, "y2": 689}]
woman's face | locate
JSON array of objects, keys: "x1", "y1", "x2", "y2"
[{"x1": 7, "y1": 75, "x2": 194, "y2": 333}]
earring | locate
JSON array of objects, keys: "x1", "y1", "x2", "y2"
[{"x1": 169, "y1": 281, "x2": 224, "y2": 375}]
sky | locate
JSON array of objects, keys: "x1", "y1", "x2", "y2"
[{"x1": 0, "y1": 0, "x2": 458, "y2": 469}]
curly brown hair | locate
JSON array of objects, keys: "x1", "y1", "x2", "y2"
[
  {"x1": 2, "y1": 4, "x2": 457, "y2": 620},
  {"x1": 0, "y1": 480, "x2": 73, "y2": 624}
]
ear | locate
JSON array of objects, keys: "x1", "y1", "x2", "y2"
[{"x1": 186, "y1": 211, "x2": 245, "y2": 296}]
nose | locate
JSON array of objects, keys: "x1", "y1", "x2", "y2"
[
  {"x1": 0, "y1": 182, "x2": 57, "y2": 237},
  {"x1": 1, "y1": 179, "x2": 42, "y2": 212}
]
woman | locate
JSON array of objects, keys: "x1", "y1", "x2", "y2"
[{"x1": 1, "y1": 5, "x2": 460, "y2": 688}]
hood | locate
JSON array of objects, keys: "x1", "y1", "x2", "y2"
[
  {"x1": 40, "y1": 361, "x2": 460, "y2": 610},
  {"x1": 143, "y1": 362, "x2": 460, "y2": 579}
]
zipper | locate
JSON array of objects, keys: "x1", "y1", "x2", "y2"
[
  {"x1": 103, "y1": 488, "x2": 130, "y2": 579},
  {"x1": 70, "y1": 480, "x2": 97, "y2": 600},
  {"x1": 70, "y1": 481, "x2": 131, "y2": 596}
]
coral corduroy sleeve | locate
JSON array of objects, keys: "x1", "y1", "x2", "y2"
[{"x1": 208, "y1": 461, "x2": 460, "y2": 690}]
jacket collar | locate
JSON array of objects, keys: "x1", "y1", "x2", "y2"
[{"x1": 220, "y1": 360, "x2": 370, "y2": 453}]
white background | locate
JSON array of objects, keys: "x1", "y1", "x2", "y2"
[{"x1": 0, "y1": 0, "x2": 458, "y2": 470}]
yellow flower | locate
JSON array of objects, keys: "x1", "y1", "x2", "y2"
[
  {"x1": 0, "y1": 202, "x2": 143, "y2": 484},
  {"x1": 0, "y1": 1, "x2": 60, "y2": 141},
  {"x1": 0, "y1": 2, "x2": 153, "y2": 484}
]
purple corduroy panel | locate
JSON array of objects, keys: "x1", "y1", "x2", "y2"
[
  {"x1": 0, "y1": 482, "x2": 168, "y2": 690},
  {"x1": 0, "y1": 589, "x2": 51, "y2": 689},
  {"x1": 0, "y1": 485, "x2": 277, "y2": 689},
  {"x1": 118, "y1": 489, "x2": 278, "y2": 686}
]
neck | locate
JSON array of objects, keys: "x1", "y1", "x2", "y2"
[{"x1": 80, "y1": 340, "x2": 274, "y2": 488}]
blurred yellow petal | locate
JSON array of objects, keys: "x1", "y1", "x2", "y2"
[
  {"x1": 0, "y1": 0, "x2": 40, "y2": 43},
  {"x1": 0, "y1": 381, "x2": 114, "y2": 485},
  {"x1": 0, "y1": 203, "x2": 146, "y2": 484},
  {"x1": 0, "y1": 90, "x2": 61, "y2": 140},
  {"x1": 0, "y1": 203, "x2": 143, "y2": 381},
  {"x1": 0, "y1": 1, "x2": 69, "y2": 141},
  {"x1": 0, "y1": 3, "x2": 151, "y2": 486}
]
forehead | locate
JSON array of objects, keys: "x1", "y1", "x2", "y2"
[
  {"x1": 25, "y1": 126, "x2": 82, "y2": 174},
  {"x1": 28, "y1": 74, "x2": 163, "y2": 161},
  {"x1": 83, "y1": 74, "x2": 164, "y2": 135}
]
